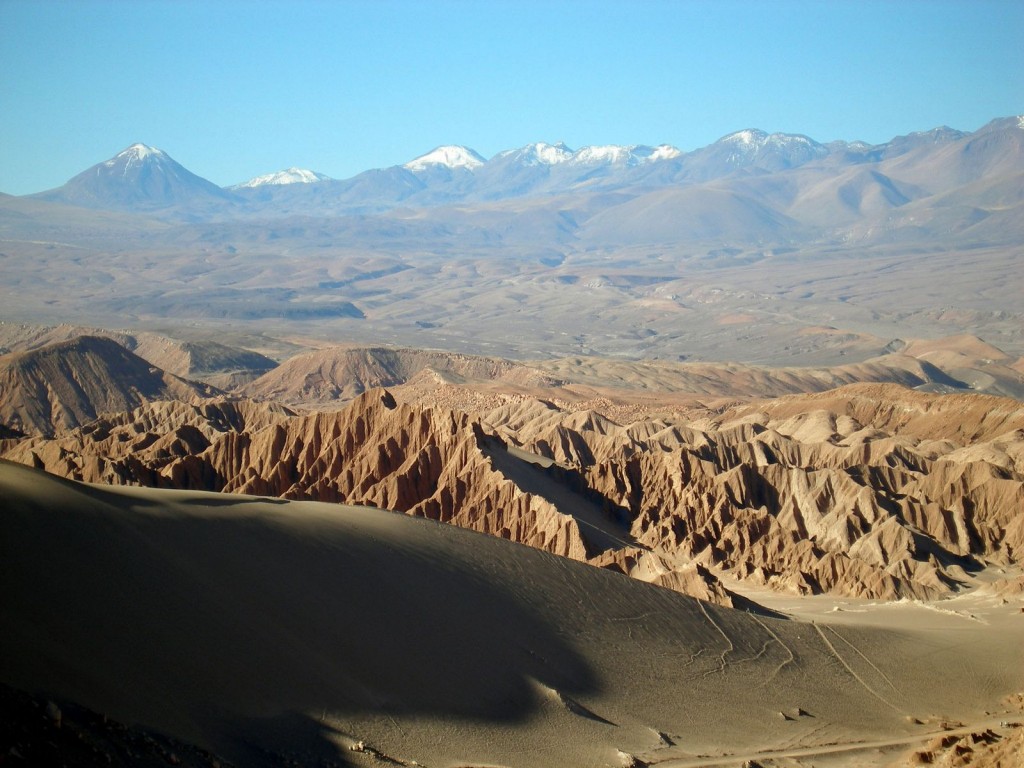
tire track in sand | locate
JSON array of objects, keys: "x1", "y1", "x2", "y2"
[{"x1": 813, "y1": 622, "x2": 901, "y2": 712}]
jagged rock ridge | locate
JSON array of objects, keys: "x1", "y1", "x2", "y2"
[{"x1": 6, "y1": 382, "x2": 1023, "y2": 604}]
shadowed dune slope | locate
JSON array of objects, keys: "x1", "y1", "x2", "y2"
[{"x1": 2, "y1": 460, "x2": 1022, "y2": 768}]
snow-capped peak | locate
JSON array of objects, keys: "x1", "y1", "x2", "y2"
[
  {"x1": 572, "y1": 145, "x2": 634, "y2": 165},
  {"x1": 719, "y1": 129, "x2": 825, "y2": 151},
  {"x1": 715, "y1": 130, "x2": 828, "y2": 166},
  {"x1": 570, "y1": 144, "x2": 682, "y2": 165},
  {"x1": 646, "y1": 144, "x2": 684, "y2": 161},
  {"x1": 121, "y1": 143, "x2": 164, "y2": 159},
  {"x1": 235, "y1": 168, "x2": 331, "y2": 188},
  {"x1": 720, "y1": 129, "x2": 767, "y2": 146},
  {"x1": 497, "y1": 142, "x2": 575, "y2": 166},
  {"x1": 404, "y1": 145, "x2": 485, "y2": 172},
  {"x1": 105, "y1": 143, "x2": 167, "y2": 168},
  {"x1": 767, "y1": 133, "x2": 814, "y2": 147},
  {"x1": 1017, "y1": 115, "x2": 1024, "y2": 130}
]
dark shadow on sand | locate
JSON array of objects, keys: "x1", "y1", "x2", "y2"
[{"x1": 0, "y1": 462, "x2": 598, "y2": 767}]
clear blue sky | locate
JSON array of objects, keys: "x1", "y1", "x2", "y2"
[{"x1": 1, "y1": 0, "x2": 1021, "y2": 194}]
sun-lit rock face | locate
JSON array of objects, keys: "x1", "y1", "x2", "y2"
[
  {"x1": 5, "y1": 389, "x2": 594, "y2": 563},
  {"x1": 0, "y1": 336, "x2": 221, "y2": 436}
]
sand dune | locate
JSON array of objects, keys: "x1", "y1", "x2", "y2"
[{"x1": 2, "y1": 459, "x2": 1022, "y2": 767}]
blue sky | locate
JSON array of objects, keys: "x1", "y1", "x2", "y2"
[{"x1": 1, "y1": 0, "x2": 1021, "y2": 195}]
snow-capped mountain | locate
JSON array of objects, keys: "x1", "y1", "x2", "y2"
[
  {"x1": 33, "y1": 143, "x2": 233, "y2": 211},
  {"x1": 404, "y1": 145, "x2": 486, "y2": 172},
  {"x1": 570, "y1": 143, "x2": 683, "y2": 166},
  {"x1": 493, "y1": 142, "x2": 575, "y2": 167},
  {"x1": 652, "y1": 129, "x2": 833, "y2": 181},
  {"x1": 21, "y1": 116, "x2": 1024, "y2": 227},
  {"x1": 109, "y1": 143, "x2": 166, "y2": 168},
  {"x1": 234, "y1": 168, "x2": 332, "y2": 188},
  {"x1": 715, "y1": 129, "x2": 829, "y2": 166},
  {"x1": 486, "y1": 142, "x2": 683, "y2": 171}
]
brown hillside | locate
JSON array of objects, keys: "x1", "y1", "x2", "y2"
[
  {"x1": 241, "y1": 340, "x2": 1024, "y2": 412},
  {"x1": 242, "y1": 345, "x2": 561, "y2": 405},
  {"x1": 0, "y1": 336, "x2": 220, "y2": 436}
]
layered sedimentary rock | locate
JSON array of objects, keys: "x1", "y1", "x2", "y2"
[{"x1": 5, "y1": 382, "x2": 1022, "y2": 603}]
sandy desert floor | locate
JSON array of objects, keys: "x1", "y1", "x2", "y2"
[{"x1": 2, "y1": 459, "x2": 1021, "y2": 768}]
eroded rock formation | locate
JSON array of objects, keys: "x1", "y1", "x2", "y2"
[{"x1": 5, "y1": 382, "x2": 1023, "y2": 604}]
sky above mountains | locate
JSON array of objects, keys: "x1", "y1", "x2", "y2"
[{"x1": 1, "y1": 0, "x2": 1021, "y2": 195}]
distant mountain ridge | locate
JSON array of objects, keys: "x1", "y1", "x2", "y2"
[
  {"x1": 25, "y1": 115, "x2": 1023, "y2": 218},
  {"x1": 9, "y1": 115, "x2": 1024, "y2": 266}
]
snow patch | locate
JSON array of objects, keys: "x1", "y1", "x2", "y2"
[
  {"x1": 104, "y1": 143, "x2": 166, "y2": 168},
  {"x1": 531, "y1": 142, "x2": 573, "y2": 165},
  {"x1": 768, "y1": 133, "x2": 811, "y2": 146},
  {"x1": 496, "y1": 142, "x2": 575, "y2": 166},
  {"x1": 493, "y1": 142, "x2": 574, "y2": 166},
  {"x1": 647, "y1": 144, "x2": 683, "y2": 161},
  {"x1": 405, "y1": 145, "x2": 485, "y2": 171},
  {"x1": 571, "y1": 145, "x2": 633, "y2": 164},
  {"x1": 570, "y1": 144, "x2": 682, "y2": 166},
  {"x1": 404, "y1": 140, "x2": 681, "y2": 170},
  {"x1": 236, "y1": 168, "x2": 330, "y2": 187},
  {"x1": 722, "y1": 129, "x2": 767, "y2": 146},
  {"x1": 121, "y1": 143, "x2": 163, "y2": 159},
  {"x1": 716, "y1": 130, "x2": 827, "y2": 163}
]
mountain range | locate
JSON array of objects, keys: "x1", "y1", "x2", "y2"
[{"x1": 23, "y1": 116, "x2": 1024, "y2": 232}]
